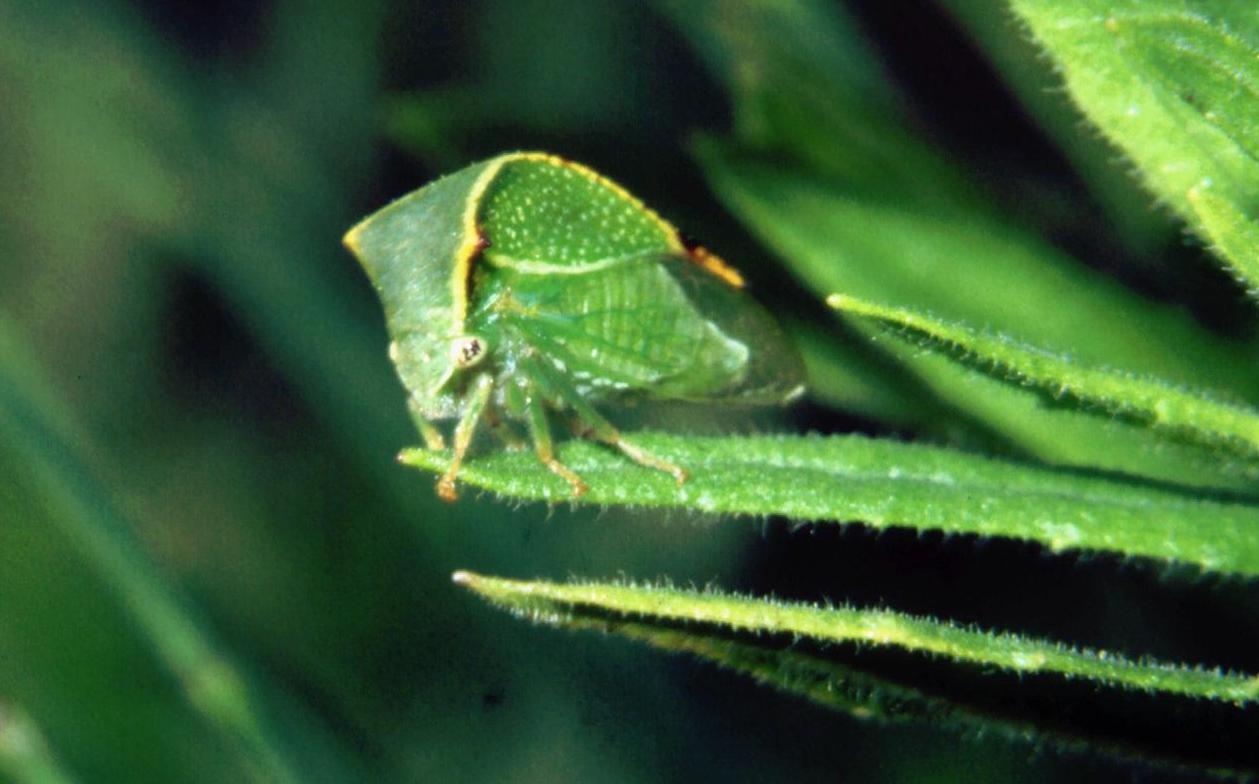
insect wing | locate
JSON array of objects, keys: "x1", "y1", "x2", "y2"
[
  {"x1": 664, "y1": 257, "x2": 806, "y2": 404},
  {"x1": 485, "y1": 256, "x2": 746, "y2": 398},
  {"x1": 487, "y1": 253, "x2": 801, "y2": 403}
]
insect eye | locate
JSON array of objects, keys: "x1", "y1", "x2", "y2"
[{"x1": 452, "y1": 335, "x2": 488, "y2": 369}]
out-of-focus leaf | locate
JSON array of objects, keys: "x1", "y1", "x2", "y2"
[
  {"x1": 0, "y1": 704, "x2": 76, "y2": 784},
  {"x1": 695, "y1": 143, "x2": 1251, "y2": 395},
  {"x1": 940, "y1": 0, "x2": 1176, "y2": 255},
  {"x1": 656, "y1": 0, "x2": 1021, "y2": 436},
  {"x1": 654, "y1": 0, "x2": 895, "y2": 119},
  {"x1": 404, "y1": 431, "x2": 1259, "y2": 576},
  {"x1": 698, "y1": 145, "x2": 1259, "y2": 489},
  {"x1": 0, "y1": 318, "x2": 300, "y2": 784},
  {"x1": 658, "y1": 0, "x2": 982, "y2": 216},
  {"x1": 1010, "y1": 0, "x2": 1259, "y2": 295},
  {"x1": 454, "y1": 571, "x2": 1259, "y2": 703},
  {"x1": 829, "y1": 293, "x2": 1259, "y2": 459},
  {"x1": 787, "y1": 318, "x2": 972, "y2": 434}
]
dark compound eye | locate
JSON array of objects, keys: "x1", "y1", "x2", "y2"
[{"x1": 452, "y1": 335, "x2": 488, "y2": 368}]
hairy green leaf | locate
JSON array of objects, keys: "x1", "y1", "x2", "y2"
[
  {"x1": 454, "y1": 571, "x2": 1259, "y2": 704},
  {"x1": 1010, "y1": 0, "x2": 1259, "y2": 293},
  {"x1": 403, "y1": 431, "x2": 1259, "y2": 576},
  {"x1": 829, "y1": 293, "x2": 1259, "y2": 458},
  {"x1": 574, "y1": 617, "x2": 1250, "y2": 778}
]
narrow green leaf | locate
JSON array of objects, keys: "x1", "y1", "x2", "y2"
[
  {"x1": 0, "y1": 319, "x2": 298, "y2": 784},
  {"x1": 828, "y1": 293, "x2": 1259, "y2": 458},
  {"x1": 454, "y1": 571, "x2": 1259, "y2": 704},
  {"x1": 580, "y1": 619, "x2": 1249, "y2": 778},
  {"x1": 402, "y1": 431, "x2": 1259, "y2": 576},
  {"x1": 0, "y1": 704, "x2": 77, "y2": 784},
  {"x1": 1009, "y1": 0, "x2": 1259, "y2": 293}
]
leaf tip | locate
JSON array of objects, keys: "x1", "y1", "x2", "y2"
[{"x1": 451, "y1": 569, "x2": 477, "y2": 587}]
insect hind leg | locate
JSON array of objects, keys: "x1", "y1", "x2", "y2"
[
  {"x1": 522, "y1": 356, "x2": 688, "y2": 486},
  {"x1": 521, "y1": 382, "x2": 588, "y2": 497}
]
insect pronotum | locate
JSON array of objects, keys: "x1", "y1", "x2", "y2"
[{"x1": 344, "y1": 152, "x2": 804, "y2": 501}]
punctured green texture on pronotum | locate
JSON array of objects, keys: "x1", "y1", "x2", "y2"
[
  {"x1": 453, "y1": 571, "x2": 1259, "y2": 705},
  {"x1": 344, "y1": 152, "x2": 804, "y2": 501}
]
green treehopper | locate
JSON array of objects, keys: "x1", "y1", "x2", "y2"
[{"x1": 344, "y1": 152, "x2": 805, "y2": 501}]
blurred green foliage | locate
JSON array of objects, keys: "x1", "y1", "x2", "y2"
[{"x1": 1, "y1": 0, "x2": 1257, "y2": 782}]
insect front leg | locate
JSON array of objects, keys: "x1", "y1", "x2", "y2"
[
  {"x1": 435, "y1": 373, "x2": 494, "y2": 502},
  {"x1": 408, "y1": 394, "x2": 447, "y2": 451},
  {"x1": 521, "y1": 356, "x2": 688, "y2": 486},
  {"x1": 510, "y1": 377, "x2": 588, "y2": 498}
]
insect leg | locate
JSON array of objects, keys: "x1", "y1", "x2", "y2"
[
  {"x1": 436, "y1": 373, "x2": 494, "y2": 502},
  {"x1": 484, "y1": 406, "x2": 528, "y2": 452},
  {"x1": 521, "y1": 382, "x2": 588, "y2": 497},
  {"x1": 408, "y1": 395, "x2": 447, "y2": 451},
  {"x1": 522, "y1": 356, "x2": 688, "y2": 486}
]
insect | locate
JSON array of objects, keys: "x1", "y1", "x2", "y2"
[{"x1": 344, "y1": 152, "x2": 804, "y2": 501}]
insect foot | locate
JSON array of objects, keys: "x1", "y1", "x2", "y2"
[{"x1": 435, "y1": 475, "x2": 460, "y2": 503}]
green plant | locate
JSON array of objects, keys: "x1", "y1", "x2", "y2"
[
  {"x1": 382, "y1": 0, "x2": 1259, "y2": 775},
  {"x1": 4, "y1": 0, "x2": 1258, "y2": 779}
]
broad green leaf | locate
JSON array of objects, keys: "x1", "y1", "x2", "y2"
[
  {"x1": 699, "y1": 145, "x2": 1259, "y2": 489},
  {"x1": 0, "y1": 318, "x2": 298, "y2": 784},
  {"x1": 1010, "y1": 0, "x2": 1259, "y2": 294},
  {"x1": 453, "y1": 571, "x2": 1259, "y2": 704},
  {"x1": 829, "y1": 293, "x2": 1259, "y2": 458},
  {"x1": 403, "y1": 431, "x2": 1259, "y2": 576},
  {"x1": 0, "y1": 704, "x2": 76, "y2": 784}
]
